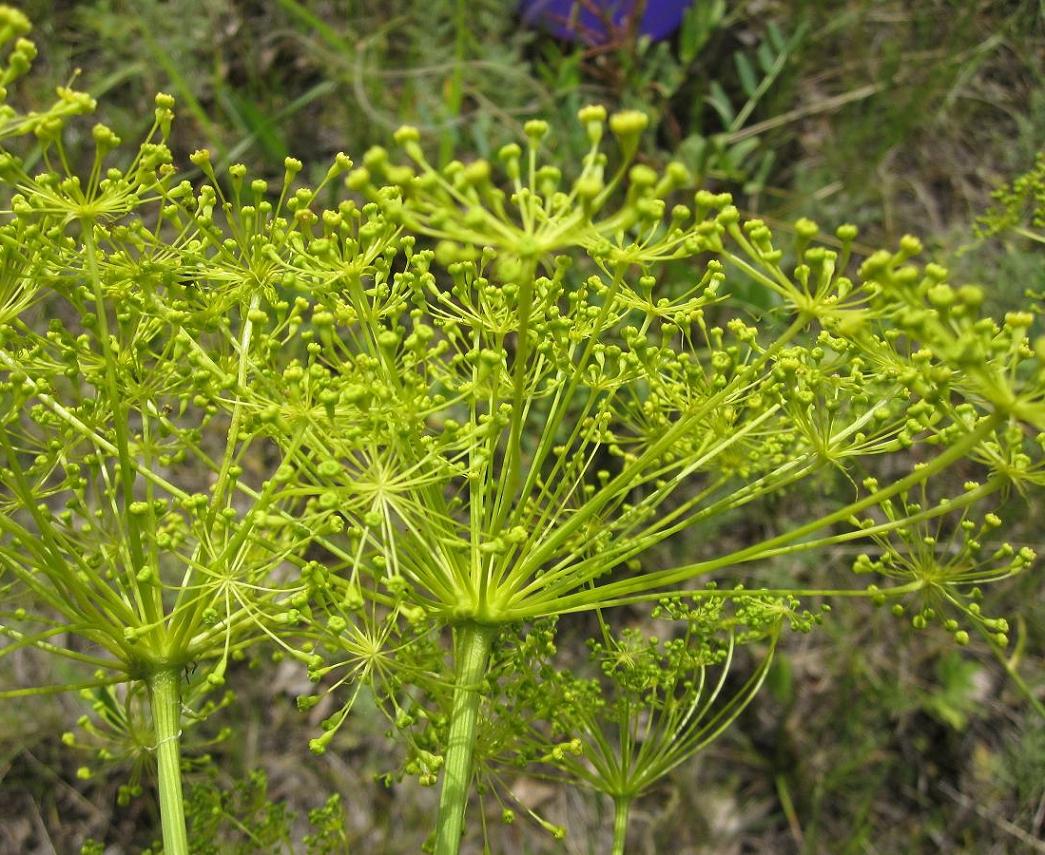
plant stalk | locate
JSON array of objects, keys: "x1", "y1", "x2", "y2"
[
  {"x1": 149, "y1": 668, "x2": 188, "y2": 855},
  {"x1": 612, "y1": 797, "x2": 631, "y2": 855},
  {"x1": 434, "y1": 622, "x2": 495, "y2": 855}
]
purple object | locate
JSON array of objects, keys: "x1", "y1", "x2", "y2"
[{"x1": 520, "y1": 0, "x2": 691, "y2": 44}]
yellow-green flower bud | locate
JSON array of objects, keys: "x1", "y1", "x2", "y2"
[{"x1": 609, "y1": 110, "x2": 649, "y2": 139}]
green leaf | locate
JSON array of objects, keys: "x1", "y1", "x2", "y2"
[
  {"x1": 726, "y1": 136, "x2": 761, "y2": 170},
  {"x1": 678, "y1": 132, "x2": 709, "y2": 173},
  {"x1": 766, "y1": 653, "x2": 794, "y2": 705},
  {"x1": 706, "y1": 81, "x2": 735, "y2": 125},
  {"x1": 679, "y1": 0, "x2": 726, "y2": 64},
  {"x1": 757, "y1": 41, "x2": 777, "y2": 75},
  {"x1": 767, "y1": 21, "x2": 787, "y2": 53},
  {"x1": 925, "y1": 652, "x2": 982, "y2": 731},
  {"x1": 735, "y1": 52, "x2": 759, "y2": 99}
]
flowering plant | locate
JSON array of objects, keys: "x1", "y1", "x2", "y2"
[{"x1": 0, "y1": 8, "x2": 1041, "y2": 852}]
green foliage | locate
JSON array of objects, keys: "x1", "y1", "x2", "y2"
[
  {"x1": 186, "y1": 769, "x2": 295, "y2": 853},
  {"x1": 680, "y1": 18, "x2": 805, "y2": 194},
  {"x1": 183, "y1": 768, "x2": 347, "y2": 854},
  {"x1": 1001, "y1": 717, "x2": 1045, "y2": 821},
  {"x1": 919, "y1": 652, "x2": 984, "y2": 731},
  {"x1": 522, "y1": 594, "x2": 818, "y2": 801},
  {"x1": 975, "y1": 150, "x2": 1045, "y2": 246}
]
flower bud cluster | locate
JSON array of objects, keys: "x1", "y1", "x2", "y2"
[{"x1": 0, "y1": 64, "x2": 1040, "y2": 848}]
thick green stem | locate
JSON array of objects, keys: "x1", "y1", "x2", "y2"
[
  {"x1": 612, "y1": 797, "x2": 631, "y2": 855},
  {"x1": 435, "y1": 622, "x2": 495, "y2": 855},
  {"x1": 149, "y1": 668, "x2": 188, "y2": 855}
]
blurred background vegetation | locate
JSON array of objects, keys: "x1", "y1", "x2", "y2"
[{"x1": 1, "y1": 1, "x2": 1043, "y2": 852}]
